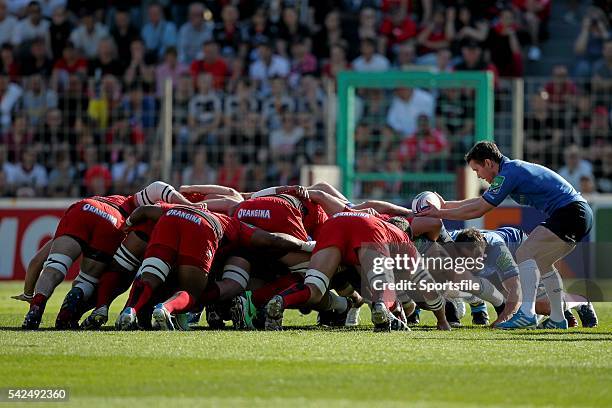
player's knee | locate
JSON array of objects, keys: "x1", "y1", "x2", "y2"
[
  {"x1": 137, "y1": 257, "x2": 171, "y2": 283},
  {"x1": 304, "y1": 269, "x2": 330, "y2": 301},
  {"x1": 516, "y1": 244, "x2": 535, "y2": 262},
  {"x1": 43, "y1": 253, "x2": 73, "y2": 277}
]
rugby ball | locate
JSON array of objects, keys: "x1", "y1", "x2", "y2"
[{"x1": 411, "y1": 191, "x2": 441, "y2": 214}]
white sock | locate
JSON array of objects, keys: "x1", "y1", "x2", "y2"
[
  {"x1": 470, "y1": 277, "x2": 504, "y2": 307},
  {"x1": 329, "y1": 292, "x2": 348, "y2": 313},
  {"x1": 518, "y1": 259, "x2": 540, "y2": 317},
  {"x1": 541, "y1": 270, "x2": 565, "y2": 322},
  {"x1": 74, "y1": 272, "x2": 99, "y2": 300}
]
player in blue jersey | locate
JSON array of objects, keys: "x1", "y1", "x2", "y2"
[{"x1": 418, "y1": 141, "x2": 593, "y2": 329}]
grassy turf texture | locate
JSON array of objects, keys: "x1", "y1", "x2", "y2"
[{"x1": 0, "y1": 282, "x2": 611, "y2": 407}]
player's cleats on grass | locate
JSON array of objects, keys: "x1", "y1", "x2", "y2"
[
  {"x1": 152, "y1": 304, "x2": 175, "y2": 331},
  {"x1": 470, "y1": 301, "x2": 489, "y2": 326},
  {"x1": 445, "y1": 300, "x2": 462, "y2": 328},
  {"x1": 576, "y1": 303, "x2": 598, "y2": 328},
  {"x1": 390, "y1": 302, "x2": 410, "y2": 331},
  {"x1": 234, "y1": 292, "x2": 257, "y2": 330},
  {"x1": 80, "y1": 306, "x2": 109, "y2": 330},
  {"x1": 55, "y1": 287, "x2": 84, "y2": 329},
  {"x1": 22, "y1": 304, "x2": 43, "y2": 330},
  {"x1": 564, "y1": 309, "x2": 578, "y2": 328},
  {"x1": 345, "y1": 305, "x2": 361, "y2": 326},
  {"x1": 172, "y1": 313, "x2": 191, "y2": 331},
  {"x1": 264, "y1": 295, "x2": 284, "y2": 331},
  {"x1": 205, "y1": 303, "x2": 225, "y2": 329},
  {"x1": 187, "y1": 312, "x2": 201, "y2": 325},
  {"x1": 371, "y1": 301, "x2": 392, "y2": 332},
  {"x1": 538, "y1": 317, "x2": 569, "y2": 329},
  {"x1": 494, "y1": 302, "x2": 505, "y2": 317},
  {"x1": 116, "y1": 307, "x2": 139, "y2": 330},
  {"x1": 495, "y1": 309, "x2": 537, "y2": 329},
  {"x1": 406, "y1": 308, "x2": 420, "y2": 326},
  {"x1": 318, "y1": 298, "x2": 352, "y2": 327}
]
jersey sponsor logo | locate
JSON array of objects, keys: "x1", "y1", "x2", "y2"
[
  {"x1": 167, "y1": 209, "x2": 202, "y2": 225},
  {"x1": 237, "y1": 208, "x2": 271, "y2": 219},
  {"x1": 488, "y1": 176, "x2": 505, "y2": 194},
  {"x1": 82, "y1": 203, "x2": 119, "y2": 226},
  {"x1": 495, "y1": 251, "x2": 514, "y2": 272},
  {"x1": 333, "y1": 212, "x2": 370, "y2": 218}
]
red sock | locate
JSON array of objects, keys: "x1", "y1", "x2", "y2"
[
  {"x1": 163, "y1": 291, "x2": 196, "y2": 314},
  {"x1": 126, "y1": 280, "x2": 153, "y2": 313},
  {"x1": 31, "y1": 293, "x2": 48, "y2": 308},
  {"x1": 252, "y1": 274, "x2": 303, "y2": 307},
  {"x1": 96, "y1": 271, "x2": 122, "y2": 308},
  {"x1": 200, "y1": 282, "x2": 220, "y2": 305},
  {"x1": 278, "y1": 283, "x2": 311, "y2": 309}
]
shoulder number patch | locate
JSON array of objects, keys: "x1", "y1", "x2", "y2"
[{"x1": 488, "y1": 176, "x2": 505, "y2": 194}]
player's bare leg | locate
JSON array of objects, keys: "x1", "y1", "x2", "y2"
[
  {"x1": 12, "y1": 240, "x2": 52, "y2": 304},
  {"x1": 22, "y1": 236, "x2": 81, "y2": 329},
  {"x1": 153, "y1": 265, "x2": 208, "y2": 331}
]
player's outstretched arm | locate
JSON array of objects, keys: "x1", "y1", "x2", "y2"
[
  {"x1": 203, "y1": 197, "x2": 242, "y2": 215},
  {"x1": 307, "y1": 189, "x2": 352, "y2": 216},
  {"x1": 179, "y1": 184, "x2": 242, "y2": 200},
  {"x1": 11, "y1": 239, "x2": 52, "y2": 303},
  {"x1": 248, "y1": 230, "x2": 313, "y2": 255},
  {"x1": 352, "y1": 200, "x2": 413, "y2": 216},
  {"x1": 493, "y1": 276, "x2": 521, "y2": 326},
  {"x1": 417, "y1": 197, "x2": 493, "y2": 220},
  {"x1": 250, "y1": 185, "x2": 309, "y2": 200},
  {"x1": 125, "y1": 205, "x2": 165, "y2": 228}
]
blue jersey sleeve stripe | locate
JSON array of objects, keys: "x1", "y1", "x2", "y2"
[{"x1": 482, "y1": 194, "x2": 499, "y2": 207}]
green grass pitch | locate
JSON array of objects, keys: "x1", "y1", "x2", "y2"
[{"x1": 0, "y1": 282, "x2": 611, "y2": 407}]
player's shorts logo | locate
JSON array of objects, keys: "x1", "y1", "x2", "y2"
[{"x1": 488, "y1": 176, "x2": 505, "y2": 194}]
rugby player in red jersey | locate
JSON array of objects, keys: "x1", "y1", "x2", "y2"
[
  {"x1": 114, "y1": 203, "x2": 310, "y2": 330},
  {"x1": 21, "y1": 181, "x2": 194, "y2": 330}
]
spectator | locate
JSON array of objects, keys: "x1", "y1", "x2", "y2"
[
  {"x1": 213, "y1": 4, "x2": 246, "y2": 58},
  {"x1": 110, "y1": 7, "x2": 141, "y2": 64},
  {"x1": 177, "y1": 2, "x2": 214, "y2": 64},
  {"x1": 124, "y1": 38, "x2": 154, "y2": 87},
  {"x1": 312, "y1": 10, "x2": 345, "y2": 60},
  {"x1": 0, "y1": 75, "x2": 22, "y2": 131},
  {"x1": 0, "y1": 1, "x2": 18, "y2": 47},
  {"x1": 580, "y1": 175, "x2": 599, "y2": 198},
  {"x1": 574, "y1": 7, "x2": 610, "y2": 77},
  {"x1": 379, "y1": 5, "x2": 418, "y2": 58},
  {"x1": 416, "y1": 7, "x2": 452, "y2": 65},
  {"x1": 542, "y1": 64, "x2": 577, "y2": 114},
  {"x1": 386, "y1": 87, "x2": 435, "y2": 135},
  {"x1": 558, "y1": 144, "x2": 594, "y2": 190},
  {"x1": 224, "y1": 78, "x2": 257, "y2": 133},
  {"x1": 295, "y1": 75, "x2": 324, "y2": 122},
  {"x1": 322, "y1": 43, "x2": 349, "y2": 81},
  {"x1": 181, "y1": 147, "x2": 215, "y2": 185},
  {"x1": 262, "y1": 77, "x2": 295, "y2": 131},
  {"x1": 155, "y1": 46, "x2": 188, "y2": 96},
  {"x1": 111, "y1": 146, "x2": 148, "y2": 194},
  {"x1": 187, "y1": 72, "x2": 222, "y2": 145},
  {"x1": 397, "y1": 114, "x2": 449, "y2": 171},
  {"x1": 34, "y1": 107, "x2": 76, "y2": 163},
  {"x1": 4, "y1": 114, "x2": 33, "y2": 162},
  {"x1": 120, "y1": 82, "x2": 157, "y2": 131},
  {"x1": 584, "y1": 106, "x2": 610, "y2": 162},
  {"x1": 393, "y1": 41, "x2": 417, "y2": 69},
  {"x1": 49, "y1": 6, "x2": 72, "y2": 60},
  {"x1": 216, "y1": 147, "x2": 245, "y2": 191},
  {"x1": 0, "y1": 44, "x2": 20, "y2": 81},
  {"x1": 248, "y1": 39, "x2": 290, "y2": 96},
  {"x1": 512, "y1": 0, "x2": 551, "y2": 61},
  {"x1": 269, "y1": 111, "x2": 304, "y2": 159},
  {"x1": 276, "y1": 7, "x2": 311, "y2": 57},
  {"x1": 454, "y1": 40, "x2": 499, "y2": 83},
  {"x1": 11, "y1": 149, "x2": 47, "y2": 197},
  {"x1": 524, "y1": 93, "x2": 560, "y2": 166},
  {"x1": 141, "y1": 1, "x2": 177, "y2": 63},
  {"x1": 288, "y1": 37, "x2": 317, "y2": 86},
  {"x1": 104, "y1": 114, "x2": 145, "y2": 164},
  {"x1": 87, "y1": 37, "x2": 124, "y2": 78},
  {"x1": 12, "y1": 1, "x2": 50, "y2": 51},
  {"x1": 436, "y1": 87, "x2": 474, "y2": 152},
  {"x1": 47, "y1": 148, "x2": 77, "y2": 197},
  {"x1": 190, "y1": 40, "x2": 229, "y2": 91},
  {"x1": 592, "y1": 39, "x2": 612, "y2": 96},
  {"x1": 231, "y1": 110, "x2": 266, "y2": 164},
  {"x1": 488, "y1": 8, "x2": 523, "y2": 77},
  {"x1": 348, "y1": 7, "x2": 380, "y2": 59},
  {"x1": 352, "y1": 38, "x2": 390, "y2": 72},
  {"x1": 447, "y1": 6, "x2": 489, "y2": 56},
  {"x1": 57, "y1": 73, "x2": 87, "y2": 126},
  {"x1": 87, "y1": 74, "x2": 121, "y2": 130},
  {"x1": 51, "y1": 41, "x2": 87, "y2": 88},
  {"x1": 81, "y1": 145, "x2": 111, "y2": 196},
  {"x1": 172, "y1": 74, "x2": 193, "y2": 147},
  {"x1": 69, "y1": 10, "x2": 109, "y2": 59},
  {"x1": 594, "y1": 145, "x2": 612, "y2": 193},
  {"x1": 21, "y1": 37, "x2": 53, "y2": 76},
  {"x1": 244, "y1": 7, "x2": 279, "y2": 55},
  {"x1": 22, "y1": 74, "x2": 58, "y2": 126}
]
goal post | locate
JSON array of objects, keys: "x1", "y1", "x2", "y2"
[{"x1": 336, "y1": 70, "x2": 494, "y2": 200}]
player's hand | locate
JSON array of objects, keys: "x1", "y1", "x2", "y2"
[
  {"x1": 11, "y1": 293, "x2": 33, "y2": 303},
  {"x1": 278, "y1": 185, "x2": 309, "y2": 200},
  {"x1": 414, "y1": 202, "x2": 442, "y2": 218},
  {"x1": 437, "y1": 320, "x2": 452, "y2": 331},
  {"x1": 433, "y1": 192, "x2": 446, "y2": 208}
]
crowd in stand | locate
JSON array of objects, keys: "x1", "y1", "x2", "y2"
[{"x1": 0, "y1": 0, "x2": 609, "y2": 199}]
